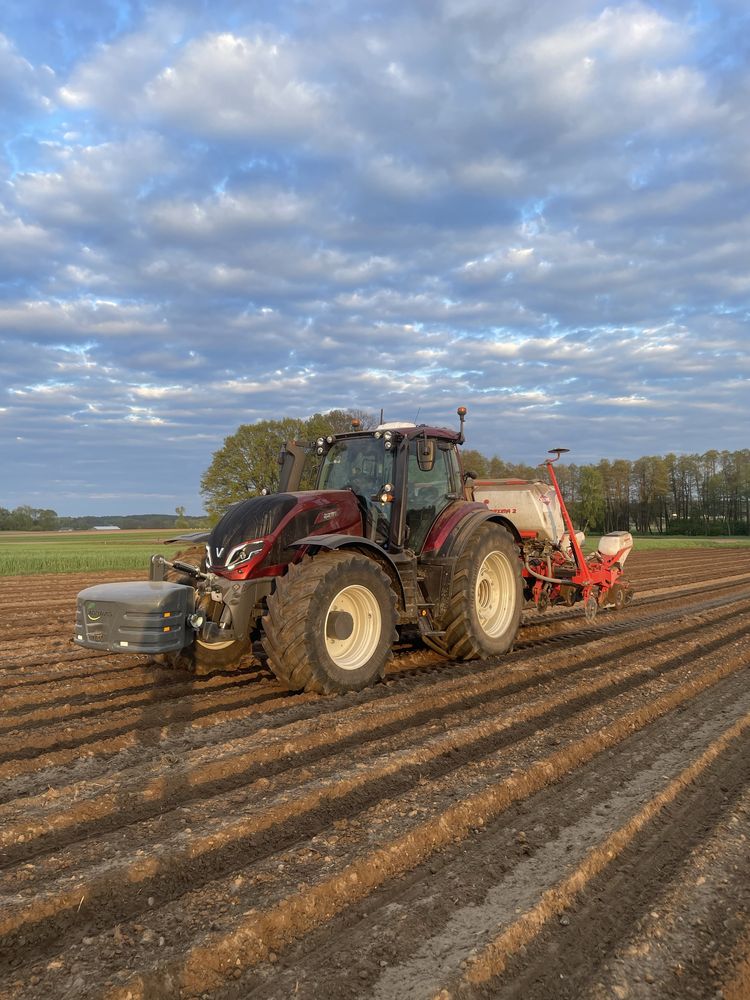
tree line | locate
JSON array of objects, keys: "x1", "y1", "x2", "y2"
[
  {"x1": 0, "y1": 508, "x2": 208, "y2": 532},
  {"x1": 6, "y1": 414, "x2": 746, "y2": 536},
  {"x1": 460, "y1": 448, "x2": 750, "y2": 536},
  {"x1": 200, "y1": 412, "x2": 749, "y2": 536}
]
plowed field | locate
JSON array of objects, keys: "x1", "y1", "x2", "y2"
[{"x1": 1, "y1": 548, "x2": 749, "y2": 1000}]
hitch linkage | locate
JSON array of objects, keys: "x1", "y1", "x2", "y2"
[{"x1": 149, "y1": 554, "x2": 209, "y2": 582}]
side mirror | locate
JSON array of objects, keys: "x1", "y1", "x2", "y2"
[{"x1": 417, "y1": 438, "x2": 435, "y2": 472}]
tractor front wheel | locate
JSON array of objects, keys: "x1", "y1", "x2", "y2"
[
  {"x1": 262, "y1": 551, "x2": 398, "y2": 694},
  {"x1": 431, "y1": 522, "x2": 522, "y2": 660},
  {"x1": 155, "y1": 592, "x2": 252, "y2": 673},
  {"x1": 153, "y1": 550, "x2": 251, "y2": 673}
]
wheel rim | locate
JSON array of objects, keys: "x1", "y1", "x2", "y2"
[
  {"x1": 324, "y1": 584, "x2": 381, "y2": 670},
  {"x1": 196, "y1": 598, "x2": 236, "y2": 650},
  {"x1": 196, "y1": 637, "x2": 236, "y2": 651},
  {"x1": 475, "y1": 551, "x2": 516, "y2": 637}
]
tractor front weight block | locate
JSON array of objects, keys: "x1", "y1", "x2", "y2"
[{"x1": 74, "y1": 581, "x2": 195, "y2": 655}]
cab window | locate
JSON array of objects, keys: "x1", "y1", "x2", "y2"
[{"x1": 405, "y1": 440, "x2": 459, "y2": 551}]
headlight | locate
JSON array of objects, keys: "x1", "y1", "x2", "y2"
[{"x1": 225, "y1": 540, "x2": 265, "y2": 569}]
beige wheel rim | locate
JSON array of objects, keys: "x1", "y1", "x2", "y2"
[
  {"x1": 475, "y1": 551, "x2": 516, "y2": 637},
  {"x1": 325, "y1": 584, "x2": 381, "y2": 670},
  {"x1": 196, "y1": 599, "x2": 235, "y2": 650},
  {"x1": 196, "y1": 637, "x2": 235, "y2": 651}
]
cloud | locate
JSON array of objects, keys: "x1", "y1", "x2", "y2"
[
  {"x1": 57, "y1": 10, "x2": 184, "y2": 115},
  {"x1": 1, "y1": 0, "x2": 748, "y2": 515},
  {"x1": 0, "y1": 32, "x2": 54, "y2": 123},
  {"x1": 147, "y1": 187, "x2": 315, "y2": 241},
  {"x1": 10, "y1": 132, "x2": 170, "y2": 228},
  {"x1": 146, "y1": 32, "x2": 329, "y2": 139}
]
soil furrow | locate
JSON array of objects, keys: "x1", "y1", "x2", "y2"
[
  {"x1": 245, "y1": 666, "x2": 750, "y2": 1000},
  {"x1": 8, "y1": 640, "x2": 743, "y2": 998},
  {"x1": 578, "y1": 788, "x2": 750, "y2": 1000},
  {"x1": 3, "y1": 591, "x2": 746, "y2": 808},
  {"x1": 2, "y1": 600, "x2": 748, "y2": 864},
  {"x1": 2, "y1": 625, "x2": 745, "y2": 971},
  {"x1": 0, "y1": 669, "x2": 271, "y2": 731},
  {"x1": 0, "y1": 549, "x2": 747, "y2": 1000},
  {"x1": 448, "y1": 714, "x2": 750, "y2": 999},
  {"x1": 91, "y1": 649, "x2": 748, "y2": 1000},
  {"x1": 0, "y1": 664, "x2": 265, "y2": 713},
  {"x1": 1, "y1": 586, "x2": 747, "y2": 804}
]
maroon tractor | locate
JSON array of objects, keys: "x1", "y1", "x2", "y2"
[{"x1": 74, "y1": 409, "x2": 632, "y2": 693}]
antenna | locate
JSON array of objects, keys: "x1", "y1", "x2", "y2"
[{"x1": 414, "y1": 407, "x2": 421, "y2": 424}]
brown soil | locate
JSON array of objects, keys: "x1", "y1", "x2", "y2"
[{"x1": 0, "y1": 549, "x2": 749, "y2": 1000}]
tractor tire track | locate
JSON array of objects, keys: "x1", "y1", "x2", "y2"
[{"x1": 0, "y1": 548, "x2": 748, "y2": 1000}]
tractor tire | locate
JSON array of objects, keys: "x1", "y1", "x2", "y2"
[
  {"x1": 184, "y1": 625, "x2": 252, "y2": 673},
  {"x1": 154, "y1": 548, "x2": 250, "y2": 674},
  {"x1": 261, "y1": 551, "x2": 398, "y2": 694},
  {"x1": 156, "y1": 592, "x2": 252, "y2": 674},
  {"x1": 430, "y1": 522, "x2": 522, "y2": 660}
]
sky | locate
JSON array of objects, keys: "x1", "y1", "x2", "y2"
[{"x1": 1, "y1": 0, "x2": 748, "y2": 516}]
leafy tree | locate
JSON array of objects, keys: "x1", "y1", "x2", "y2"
[
  {"x1": 577, "y1": 466, "x2": 605, "y2": 532},
  {"x1": 460, "y1": 449, "x2": 489, "y2": 478},
  {"x1": 632, "y1": 455, "x2": 669, "y2": 533},
  {"x1": 553, "y1": 462, "x2": 579, "y2": 509},
  {"x1": 306, "y1": 409, "x2": 375, "y2": 438},
  {"x1": 0, "y1": 506, "x2": 58, "y2": 531},
  {"x1": 200, "y1": 410, "x2": 374, "y2": 520},
  {"x1": 599, "y1": 458, "x2": 631, "y2": 531}
]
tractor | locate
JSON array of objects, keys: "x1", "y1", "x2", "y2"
[{"x1": 74, "y1": 409, "x2": 633, "y2": 693}]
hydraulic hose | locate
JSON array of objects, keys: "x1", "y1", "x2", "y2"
[{"x1": 523, "y1": 556, "x2": 580, "y2": 587}]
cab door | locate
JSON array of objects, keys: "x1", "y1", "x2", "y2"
[{"x1": 404, "y1": 440, "x2": 462, "y2": 552}]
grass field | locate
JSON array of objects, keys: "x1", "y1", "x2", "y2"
[
  {"x1": 627, "y1": 534, "x2": 750, "y2": 550},
  {"x1": 0, "y1": 528, "x2": 748, "y2": 575},
  {"x1": 0, "y1": 529, "x2": 189, "y2": 575}
]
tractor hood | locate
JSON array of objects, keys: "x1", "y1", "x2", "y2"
[{"x1": 207, "y1": 490, "x2": 363, "y2": 579}]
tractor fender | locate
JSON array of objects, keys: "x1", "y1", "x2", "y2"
[
  {"x1": 418, "y1": 510, "x2": 523, "y2": 623},
  {"x1": 289, "y1": 534, "x2": 407, "y2": 611},
  {"x1": 163, "y1": 530, "x2": 211, "y2": 545},
  {"x1": 436, "y1": 509, "x2": 522, "y2": 560}
]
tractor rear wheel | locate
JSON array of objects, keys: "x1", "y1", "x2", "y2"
[
  {"x1": 262, "y1": 551, "x2": 398, "y2": 694},
  {"x1": 430, "y1": 522, "x2": 522, "y2": 660}
]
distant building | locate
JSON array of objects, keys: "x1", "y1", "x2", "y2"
[{"x1": 93, "y1": 525, "x2": 121, "y2": 531}]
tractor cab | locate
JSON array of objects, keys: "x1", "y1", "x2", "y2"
[
  {"x1": 311, "y1": 420, "x2": 465, "y2": 554},
  {"x1": 317, "y1": 432, "x2": 395, "y2": 544}
]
